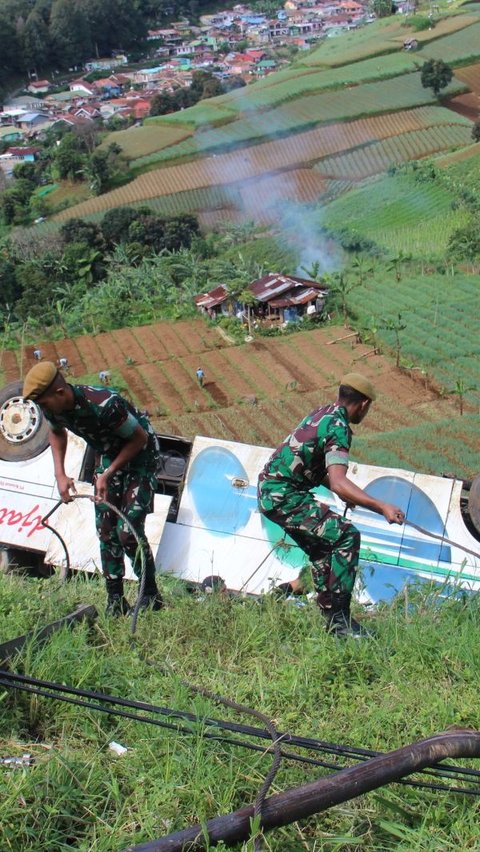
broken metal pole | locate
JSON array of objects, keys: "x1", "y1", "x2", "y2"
[
  {"x1": 127, "y1": 730, "x2": 480, "y2": 852},
  {"x1": 0, "y1": 604, "x2": 98, "y2": 665}
]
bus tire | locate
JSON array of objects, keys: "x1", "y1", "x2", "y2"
[{"x1": 0, "y1": 381, "x2": 50, "y2": 461}]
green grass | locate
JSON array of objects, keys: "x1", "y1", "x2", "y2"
[{"x1": 1, "y1": 572, "x2": 480, "y2": 850}]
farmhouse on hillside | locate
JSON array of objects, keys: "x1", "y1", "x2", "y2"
[{"x1": 195, "y1": 273, "x2": 328, "y2": 323}]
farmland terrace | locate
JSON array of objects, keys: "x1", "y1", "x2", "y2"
[
  {"x1": 41, "y1": 11, "x2": 480, "y2": 231},
  {"x1": 2, "y1": 317, "x2": 476, "y2": 478}
]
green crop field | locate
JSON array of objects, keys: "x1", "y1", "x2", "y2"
[
  {"x1": 147, "y1": 99, "x2": 239, "y2": 128},
  {"x1": 347, "y1": 270, "x2": 480, "y2": 406},
  {"x1": 101, "y1": 123, "x2": 193, "y2": 159},
  {"x1": 215, "y1": 53, "x2": 421, "y2": 112},
  {"x1": 321, "y1": 171, "x2": 470, "y2": 255},
  {"x1": 421, "y1": 19, "x2": 480, "y2": 63},
  {"x1": 303, "y1": 18, "x2": 407, "y2": 66},
  {"x1": 315, "y1": 124, "x2": 473, "y2": 180}
]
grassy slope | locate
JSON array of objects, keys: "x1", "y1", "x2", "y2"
[{"x1": 1, "y1": 574, "x2": 480, "y2": 850}]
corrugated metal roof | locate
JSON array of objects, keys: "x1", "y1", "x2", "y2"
[
  {"x1": 250, "y1": 273, "x2": 327, "y2": 302},
  {"x1": 195, "y1": 285, "x2": 228, "y2": 308},
  {"x1": 269, "y1": 287, "x2": 326, "y2": 308}
]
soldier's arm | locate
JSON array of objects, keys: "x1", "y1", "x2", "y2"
[
  {"x1": 328, "y1": 465, "x2": 405, "y2": 524},
  {"x1": 50, "y1": 428, "x2": 77, "y2": 502}
]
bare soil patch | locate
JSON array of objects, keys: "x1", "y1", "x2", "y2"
[{"x1": 75, "y1": 336, "x2": 108, "y2": 374}]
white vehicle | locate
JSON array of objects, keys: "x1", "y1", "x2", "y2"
[{"x1": 0, "y1": 380, "x2": 479, "y2": 602}]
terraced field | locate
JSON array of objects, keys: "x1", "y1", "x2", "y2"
[
  {"x1": 101, "y1": 123, "x2": 193, "y2": 159},
  {"x1": 56, "y1": 107, "x2": 471, "y2": 221},
  {"x1": 321, "y1": 171, "x2": 471, "y2": 255},
  {"x1": 315, "y1": 124, "x2": 473, "y2": 180},
  {"x1": 421, "y1": 19, "x2": 480, "y2": 63},
  {"x1": 133, "y1": 73, "x2": 465, "y2": 168},
  {"x1": 4, "y1": 317, "x2": 478, "y2": 476}
]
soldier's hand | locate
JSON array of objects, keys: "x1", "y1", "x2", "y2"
[
  {"x1": 382, "y1": 503, "x2": 405, "y2": 525},
  {"x1": 95, "y1": 471, "x2": 110, "y2": 503},
  {"x1": 56, "y1": 474, "x2": 76, "y2": 503}
]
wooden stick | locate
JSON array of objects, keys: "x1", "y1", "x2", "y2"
[
  {"x1": 326, "y1": 331, "x2": 357, "y2": 345},
  {"x1": 353, "y1": 348, "x2": 378, "y2": 361}
]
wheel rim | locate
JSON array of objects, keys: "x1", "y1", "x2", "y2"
[{"x1": 0, "y1": 395, "x2": 42, "y2": 444}]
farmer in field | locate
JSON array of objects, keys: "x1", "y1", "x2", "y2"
[
  {"x1": 196, "y1": 367, "x2": 205, "y2": 388},
  {"x1": 257, "y1": 373, "x2": 405, "y2": 638},
  {"x1": 23, "y1": 362, "x2": 163, "y2": 617}
]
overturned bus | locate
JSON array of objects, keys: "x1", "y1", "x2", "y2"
[{"x1": 0, "y1": 379, "x2": 479, "y2": 603}]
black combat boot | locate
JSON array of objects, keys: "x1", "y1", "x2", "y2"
[
  {"x1": 325, "y1": 592, "x2": 372, "y2": 639},
  {"x1": 105, "y1": 578, "x2": 132, "y2": 617},
  {"x1": 135, "y1": 577, "x2": 163, "y2": 612}
]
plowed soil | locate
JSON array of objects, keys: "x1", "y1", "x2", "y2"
[{"x1": 3, "y1": 318, "x2": 462, "y2": 450}]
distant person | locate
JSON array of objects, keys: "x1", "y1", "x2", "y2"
[
  {"x1": 196, "y1": 367, "x2": 205, "y2": 388},
  {"x1": 99, "y1": 370, "x2": 110, "y2": 385},
  {"x1": 33, "y1": 349, "x2": 42, "y2": 361},
  {"x1": 257, "y1": 373, "x2": 405, "y2": 639},
  {"x1": 57, "y1": 357, "x2": 70, "y2": 373},
  {"x1": 22, "y1": 362, "x2": 163, "y2": 617}
]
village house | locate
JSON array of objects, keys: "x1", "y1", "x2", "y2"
[
  {"x1": 195, "y1": 273, "x2": 328, "y2": 323},
  {"x1": 0, "y1": 126, "x2": 24, "y2": 144},
  {"x1": 84, "y1": 55, "x2": 128, "y2": 72},
  {"x1": 27, "y1": 79, "x2": 51, "y2": 95}
]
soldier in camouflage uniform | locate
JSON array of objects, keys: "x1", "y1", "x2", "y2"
[
  {"x1": 258, "y1": 373, "x2": 405, "y2": 638},
  {"x1": 23, "y1": 362, "x2": 162, "y2": 616}
]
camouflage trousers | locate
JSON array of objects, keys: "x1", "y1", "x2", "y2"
[
  {"x1": 95, "y1": 466, "x2": 157, "y2": 584},
  {"x1": 263, "y1": 499, "x2": 360, "y2": 610}
]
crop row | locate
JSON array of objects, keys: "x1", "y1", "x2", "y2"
[
  {"x1": 304, "y1": 18, "x2": 406, "y2": 67},
  {"x1": 102, "y1": 123, "x2": 193, "y2": 161},
  {"x1": 422, "y1": 20, "x2": 480, "y2": 63},
  {"x1": 369, "y1": 209, "x2": 470, "y2": 256},
  {"x1": 214, "y1": 52, "x2": 420, "y2": 112},
  {"x1": 315, "y1": 124, "x2": 473, "y2": 181},
  {"x1": 453, "y1": 61, "x2": 480, "y2": 92},
  {"x1": 323, "y1": 173, "x2": 459, "y2": 232},
  {"x1": 133, "y1": 74, "x2": 465, "y2": 168}
]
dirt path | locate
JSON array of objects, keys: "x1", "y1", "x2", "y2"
[
  {"x1": 131, "y1": 326, "x2": 169, "y2": 361},
  {"x1": 111, "y1": 329, "x2": 150, "y2": 365}
]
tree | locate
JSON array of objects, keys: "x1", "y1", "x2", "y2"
[
  {"x1": 54, "y1": 132, "x2": 85, "y2": 180},
  {"x1": 326, "y1": 272, "x2": 360, "y2": 324},
  {"x1": 22, "y1": 10, "x2": 51, "y2": 73},
  {"x1": 101, "y1": 206, "x2": 141, "y2": 247},
  {"x1": 420, "y1": 59, "x2": 453, "y2": 97},
  {"x1": 61, "y1": 218, "x2": 106, "y2": 251},
  {"x1": 449, "y1": 379, "x2": 475, "y2": 416},
  {"x1": 447, "y1": 217, "x2": 480, "y2": 263},
  {"x1": 382, "y1": 313, "x2": 407, "y2": 368},
  {"x1": 371, "y1": 0, "x2": 393, "y2": 17},
  {"x1": 49, "y1": 0, "x2": 92, "y2": 69}
]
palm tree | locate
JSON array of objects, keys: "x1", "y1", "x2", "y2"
[{"x1": 326, "y1": 271, "x2": 361, "y2": 325}]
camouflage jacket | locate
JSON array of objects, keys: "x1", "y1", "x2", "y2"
[
  {"x1": 44, "y1": 385, "x2": 160, "y2": 471},
  {"x1": 257, "y1": 403, "x2": 351, "y2": 512}
]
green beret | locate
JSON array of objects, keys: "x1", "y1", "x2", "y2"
[
  {"x1": 340, "y1": 372, "x2": 376, "y2": 401},
  {"x1": 23, "y1": 362, "x2": 58, "y2": 400}
]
